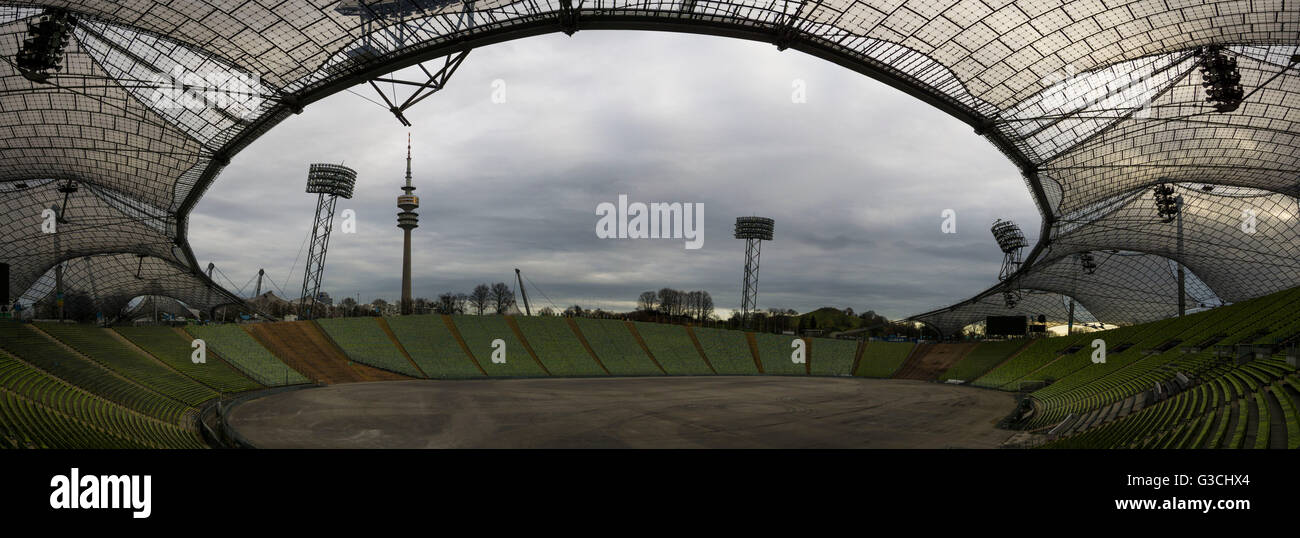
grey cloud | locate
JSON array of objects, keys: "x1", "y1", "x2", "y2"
[{"x1": 188, "y1": 32, "x2": 1038, "y2": 320}]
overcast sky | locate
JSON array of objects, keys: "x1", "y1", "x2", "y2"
[{"x1": 188, "y1": 31, "x2": 1040, "y2": 320}]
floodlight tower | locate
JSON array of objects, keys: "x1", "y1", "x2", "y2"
[
  {"x1": 991, "y1": 219, "x2": 1027, "y2": 308},
  {"x1": 734, "y1": 216, "x2": 775, "y2": 328},
  {"x1": 299, "y1": 164, "x2": 357, "y2": 320},
  {"x1": 397, "y1": 135, "x2": 419, "y2": 315}
]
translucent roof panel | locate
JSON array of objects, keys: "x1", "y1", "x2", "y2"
[{"x1": 0, "y1": 2, "x2": 1297, "y2": 328}]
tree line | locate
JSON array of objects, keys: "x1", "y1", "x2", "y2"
[{"x1": 636, "y1": 288, "x2": 714, "y2": 321}]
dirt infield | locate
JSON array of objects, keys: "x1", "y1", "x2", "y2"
[{"x1": 227, "y1": 376, "x2": 1017, "y2": 448}]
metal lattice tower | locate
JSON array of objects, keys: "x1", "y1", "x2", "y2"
[
  {"x1": 397, "y1": 134, "x2": 420, "y2": 315},
  {"x1": 734, "y1": 217, "x2": 775, "y2": 328},
  {"x1": 991, "y1": 219, "x2": 1028, "y2": 308},
  {"x1": 299, "y1": 163, "x2": 356, "y2": 320}
]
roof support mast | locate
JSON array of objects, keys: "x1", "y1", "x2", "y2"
[{"x1": 515, "y1": 268, "x2": 531, "y2": 316}]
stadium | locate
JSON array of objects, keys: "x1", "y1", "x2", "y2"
[{"x1": 2, "y1": 0, "x2": 1299, "y2": 457}]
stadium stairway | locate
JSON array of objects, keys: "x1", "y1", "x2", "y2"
[{"x1": 893, "y1": 342, "x2": 977, "y2": 381}]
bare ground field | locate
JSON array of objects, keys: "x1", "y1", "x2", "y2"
[{"x1": 227, "y1": 376, "x2": 1017, "y2": 449}]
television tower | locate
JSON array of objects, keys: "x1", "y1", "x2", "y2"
[{"x1": 397, "y1": 134, "x2": 420, "y2": 315}]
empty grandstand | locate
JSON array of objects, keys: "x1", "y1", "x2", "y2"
[
  {"x1": 2, "y1": 2, "x2": 1299, "y2": 455},
  {"x1": 385, "y1": 316, "x2": 485, "y2": 378}
]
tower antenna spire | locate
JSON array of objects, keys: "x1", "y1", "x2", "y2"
[{"x1": 405, "y1": 132, "x2": 412, "y2": 188}]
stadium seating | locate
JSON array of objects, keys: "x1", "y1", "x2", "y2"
[
  {"x1": 809, "y1": 337, "x2": 858, "y2": 376},
  {"x1": 4, "y1": 280, "x2": 1299, "y2": 449},
  {"x1": 630, "y1": 322, "x2": 713, "y2": 375},
  {"x1": 512, "y1": 316, "x2": 606, "y2": 376},
  {"x1": 894, "y1": 342, "x2": 977, "y2": 381},
  {"x1": 940, "y1": 340, "x2": 1027, "y2": 382},
  {"x1": 753, "y1": 333, "x2": 808, "y2": 375},
  {"x1": 315, "y1": 318, "x2": 425, "y2": 378},
  {"x1": 0, "y1": 349, "x2": 204, "y2": 448},
  {"x1": 244, "y1": 322, "x2": 407, "y2": 384},
  {"x1": 570, "y1": 318, "x2": 662, "y2": 376},
  {"x1": 114, "y1": 326, "x2": 264, "y2": 394},
  {"x1": 36, "y1": 322, "x2": 218, "y2": 406},
  {"x1": 385, "y1": 315, "x2": 484, "y2": 378},
  {"x1": 972, "y1": 333, "x2": 1092, "y2": 389},
  {"x1": 0, "y1": 322, "x2": 192, "y2": 423},
  {"x1": 1041, "y1": 358, "x2": 1296, "y2": 449},
  {"x1": 450, "y1": 315, "x2": 548, "y2": 377},
  {"x1": 854, "y1": 341, "x2": 914, "y2": 378},
  {"x1": 185, "y1": 324, "x2": 310, "y2": 386},
  {"x1": 1027, "y1": 286, "x2": 1300, "y2": 432},
  {"x1": 691, "y1": 327, "x2": 759, "y2": 375}
]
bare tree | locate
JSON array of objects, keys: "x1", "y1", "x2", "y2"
[
  {"x1": 490, "y1": 282, "x2": 515, "y2": 314},
  {"x1": 637, "y1": 291, "x2": 657, "y2": 313},
  {"x1": 657, "y1": 288, "x2": 677, "y2": 316},
  {"x1": 469, "y1": 284, "x2": 491, "y2": 315},
  {"x1": 434, "y1": 293, "x2": 453, "y2": 314},
  {"x1": 339, "y1": 297, "x2": 357, "y2": 317},
  {"x1": 413, "y1": 297, "x2": 432, "y2": 315}
]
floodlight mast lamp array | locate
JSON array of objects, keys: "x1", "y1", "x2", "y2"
[
  {"x1": 1153, "y1": 183, "x2": 1187, "y2": 317},
  {"x1": 299, "y1": 164, "x2": 357, "y2": 320},
  {"x1": 734, "y1": 217, "x2": 774, "y2": 329},
  {"x1": 990, "y1": 219, "x2": 1027, "y2": 308},
  {"x1": 15, "y1": 8, "x2": 72, "y2": 83},
  {"x1": 1065, "y1": 251, "x2": 1097, "y2": 335},
  {"x1": 1196, "y1": 45, "x2": 1244, "y2": 113}
]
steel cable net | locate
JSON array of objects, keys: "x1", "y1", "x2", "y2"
[
  {"x1": 121, "y1": 295, "x2": 201, "y2": 322},
  {"x1": 16, "y1": 253, "x2": 241, "y2": 319},
  {"x1": 0, "y1": 2, "x2": 1296, "y2": 327}
]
